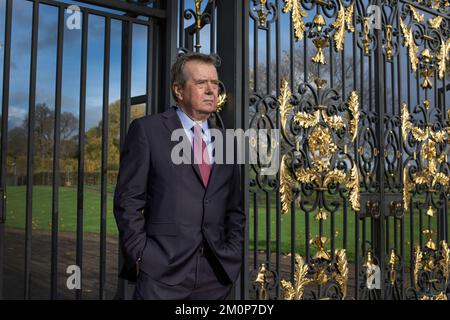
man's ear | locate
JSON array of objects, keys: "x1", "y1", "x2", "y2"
[{"x1": 173, "y1": 84, "x2": 183, "y2": 101}]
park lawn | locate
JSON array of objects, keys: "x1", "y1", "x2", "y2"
[
  {"x1": 5, "y1": 185, "x2": 118, "y2": 235},
  {"x1": 249, "y1": 202, "x2": 444, "y2": 264},
  {"x1": 5, "y1": 186, "x2": 446, "y2": 265}
]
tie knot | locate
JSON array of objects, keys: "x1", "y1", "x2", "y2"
[{"x1": 192, "y1": 124, "x2": 203, "y2": 135}]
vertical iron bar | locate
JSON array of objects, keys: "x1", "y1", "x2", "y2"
[
  {"x1": 290, "y1": 202, "x2": 295, "y2": 283},
  {"x1": 355, "y1": 213, "x2": 359, "y2": 300},
  {"x1": 99, "y1": 16, "x2": 110, "y2": 300},
  {"x1": 25, "y1": 0, "x2": 39, "y2": 300},
  {"x1": 179, "y1": 0, "x2": 184, "y2": 48},
  {"x1": 150, "y1": 18, "x2": 160, "y2": 115},
  {"x1": 265, "y1": 192, "x2": 270, "y2": 266},
  {"x1": 289, "y1": 14, "x2": 293, "y2": 91},
  {"x1": 343, "y1": 200, "x2": 348, "y2": 250},
  {"x1": 330, "y1": 211, "x2": 335, "y2": 261},
  {"x1": 305, "y1": 211, "x2": 310, "y2": 264},
  {"x1": 49, "y1": 6, "x2": 64, "y2": 301},
  {"x1": 419, "y1": 208, "x2": 423, "y2": 248},
  {"x1": 303, "y1": 31, "x2": 307, "y2": 85},
  {"x1": 330, "y1": 38, "x2": 333, "y2": 89},
  {"x1": 266, "y1": 24, "x2": 270, "y2": 94},
  {"x1": 253, "y1": 18, "x2": 258, "y2": 93},
  {"x1": 210, "y1": 0, "x2": 215, "y2": 53},
  {"x1": 241, "y1": 0, "x2": 250, "y2": 299},
  {"x1": 0, "y1": 0, "x2": 13, "y2": 300},
  {"x1": 253, "y1": 193, "x2": 258, "y2": 270},
  {"x1": 374, "y1": 0, "x2": 386, "y2": 297},
  {"x1": 76, "y1": 10, "x2": 89, "y2": 300},
  {"x1": 386, "y1": 216, "x2": 390, "y2": 255},
  {"x1": 146, "y1": 20, "x2": 154, "y2": 115},
  {"x1": 275, "y1": 1, "x2": 281, "y2": 298},
  {"x1": 116, "y1": 17, "x2": 132, "y2": 300}
]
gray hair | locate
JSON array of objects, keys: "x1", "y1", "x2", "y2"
[{"x1": 170, "y1": 52, "x2": 220, "y2": 102}]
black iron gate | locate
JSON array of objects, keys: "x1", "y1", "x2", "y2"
[
  {"x1": 0, "y1": 0, "x2": 177, "y2": 299},
  {"x1": 0, "y1": 0, "x2": 449, "y2": 300}
]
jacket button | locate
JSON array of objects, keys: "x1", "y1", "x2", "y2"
[{"x1": 204, "y1": 199, "x2": 210, "y2": 205}]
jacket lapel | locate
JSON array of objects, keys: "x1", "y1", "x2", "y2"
[
  {"x1": 162, "y1": 107, "x2": 227, "y2": 190},
  {"x1": 162, "y1": 107, "x2": 203, "y2": 188}
]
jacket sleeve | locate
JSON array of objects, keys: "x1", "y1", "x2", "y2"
[
  {"x1": 222, "y1": 163, "x2": 246, "y2": 280},
  {"x1": 113, "y1": 118, "x2": 149, "y2": 271}
]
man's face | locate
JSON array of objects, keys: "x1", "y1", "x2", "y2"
[{"x1": 174, "y1": 60, "x2": 219, "y2": 117}]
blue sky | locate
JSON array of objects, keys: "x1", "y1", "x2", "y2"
[
  {"x1": 0, "y1": 0, "x2": 448, "y2": 131},
  {"x1": 0, "y1": 0, "x2": 150, "y2": 129}
]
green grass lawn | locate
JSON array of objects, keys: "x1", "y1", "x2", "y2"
[
  {"x1": 5, "y1": 185, "x2": 447, "y2": 265},
  {"x1": 5, "y1": 185, "x2": 118, "y2": 235},
  {"x1": 248, "y1": 193, "x2": 446, "y2": 264}
]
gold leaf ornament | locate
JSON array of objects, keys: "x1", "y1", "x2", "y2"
[
  {"x1": 409, "y1": 5, "x2": 424, "y2": 23},
  {"x1": 279, "y1": 79, "x2": 293, "y2": 132},
  {"x1": 400, "y1": 18, "x2": 419, "y2": 72},
  {"x1": 428, "y1": 16, "x2": 443, "y2": 29},
  {"x1": 403, "y1": 167, "x2": 412, "y2": 210},
  {"x1": 334, "y1": 249, "x2": 349, "y2": 299},
  {"x1": 280, "y1": 155, "x2": 298, "y2": 214},
  {"x1": 281, "y1": 254, "x2": 312, "y2": 300},
  {"x1": 283, "y1": 0, "x2": 308, "y2": 41},
  {"x1": 437, "y1": 39, "x2": 450, "y2": 80},
  {"x1": 330, "y1": 1, "x2": 355, "y2": 52},
  {"x1": 323, "y1": 113, "x2": 345, "y2": 130},
  {"x1": 295, "y1": 167, "x2": 320, "y2": 185},
  {"x1": 347, "y1": 91, "x2": 359, "y2": 142},
  {"x1": 323, "y1": 168, "x2": 347, "y2": 187},
  {"x1": 347, "y1": 164, "x2": 360, "y2": 211},
  {"x1": 294, "y1": 110, "x2": 320, "y2": 128},
  {"x1": 216, "y1": 93, "x2": 227, "y2": 112}
]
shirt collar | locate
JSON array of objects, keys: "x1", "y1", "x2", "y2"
[{"x1": 175, "y1": 106, "x2": 210, "y2": 134}]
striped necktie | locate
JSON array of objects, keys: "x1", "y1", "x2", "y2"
[{"x1": 192, "y1": 124, "x2": 211, "y2": 187}]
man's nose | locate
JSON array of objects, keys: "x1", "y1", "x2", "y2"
[{"x1": 205, "y1": 82, "x2": 213, "y2": 93}]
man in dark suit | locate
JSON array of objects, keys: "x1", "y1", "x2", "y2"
[{"x1": 113, "y1": 52, "x2": 245, "y2": 300}]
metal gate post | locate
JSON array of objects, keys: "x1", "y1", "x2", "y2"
[{"x1": 216, "y1": 0, "x2": 249, "y2": 300}]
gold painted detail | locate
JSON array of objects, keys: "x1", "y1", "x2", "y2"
[
  {"x1": 385, "y1": 25, "x2": 394, "y2": 62},
  {"x1": 401, "y1": 102, "x2": 449, "y2": 211},
  {"x1": 255, "y1": 0, "x2": 268, "y2": 28},
  {"x1": 330, "y1": 0, "x2": 355, "y2": 52},
  {"x1": 388, "y1": 249, "x2": 400, "y2": 285},
  {"x1": 409, "y1": 5, "x2": 425, "y2": 23},
  {"x1": 437, "y1": 39, "x2": 450, "y2": 80},
  {"x1": 428, "y1": 15, "x2": 443, "y2": 29},
  {"x1": 279, "y1": 82, "x2": 360, "y2": 213},
  {"x1": 282, "y1": 0, "x2": 308, "y2": 41},
  {"x1": 216, "y1": 93, "x2": 227, "y2": 112},
  {"x1": 312, "y1": 38, "x2": 329, "y2": 65},
  {"x1": 280, "y1": 245, "x2": 349, "y2": 300},
  {"x1": 400, "y1": 18, "x2": 419, "y2": 72},
  {"x1": 413, "y1": 241, "x2": 450, "y2": 300},
  {"x1": 255, "y1": 263, "x2": 270, "y2": 300},
  {"x1": 194, "y1": 0, "x2": 203, "y2": 49},
  {"x1": 362, "y1": 17, "x2": 371, "y2": 55}
]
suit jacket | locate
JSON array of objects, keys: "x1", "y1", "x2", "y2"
[{"x1": 113, "y1": 106, "x2": 245, "y2": 286}]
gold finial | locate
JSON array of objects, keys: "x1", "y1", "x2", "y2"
[
  {"x1": 314, "y1": 208, "x2": 328, "y2": 221},
  {"x1": 385, "y1": 25, "x2": 393, "y2": 61},
  {"x1": 421, "y1": 49, "x2": 433, "y2": 62},
  {"x1": 255, "y1": 263, "x2": 270, "y2": 300},
  {"x1": 313, "y1": 14, "x2": 326, "y2": 32},
  {"x1": 388, "y1": 249, "x2": 398, "y2": 285},
  {"x1": 423, "y1": 229, "x2": 437, "y2": 251},
  {"x1": 194, "y1": 0, "x2": 203, "y2": 50},
  {"x1": 312, "y1": 38, "x2": 329, "y2": 65},
  {"x1": 255, "y1": 0, "x2": 268, "y2": 28}
]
